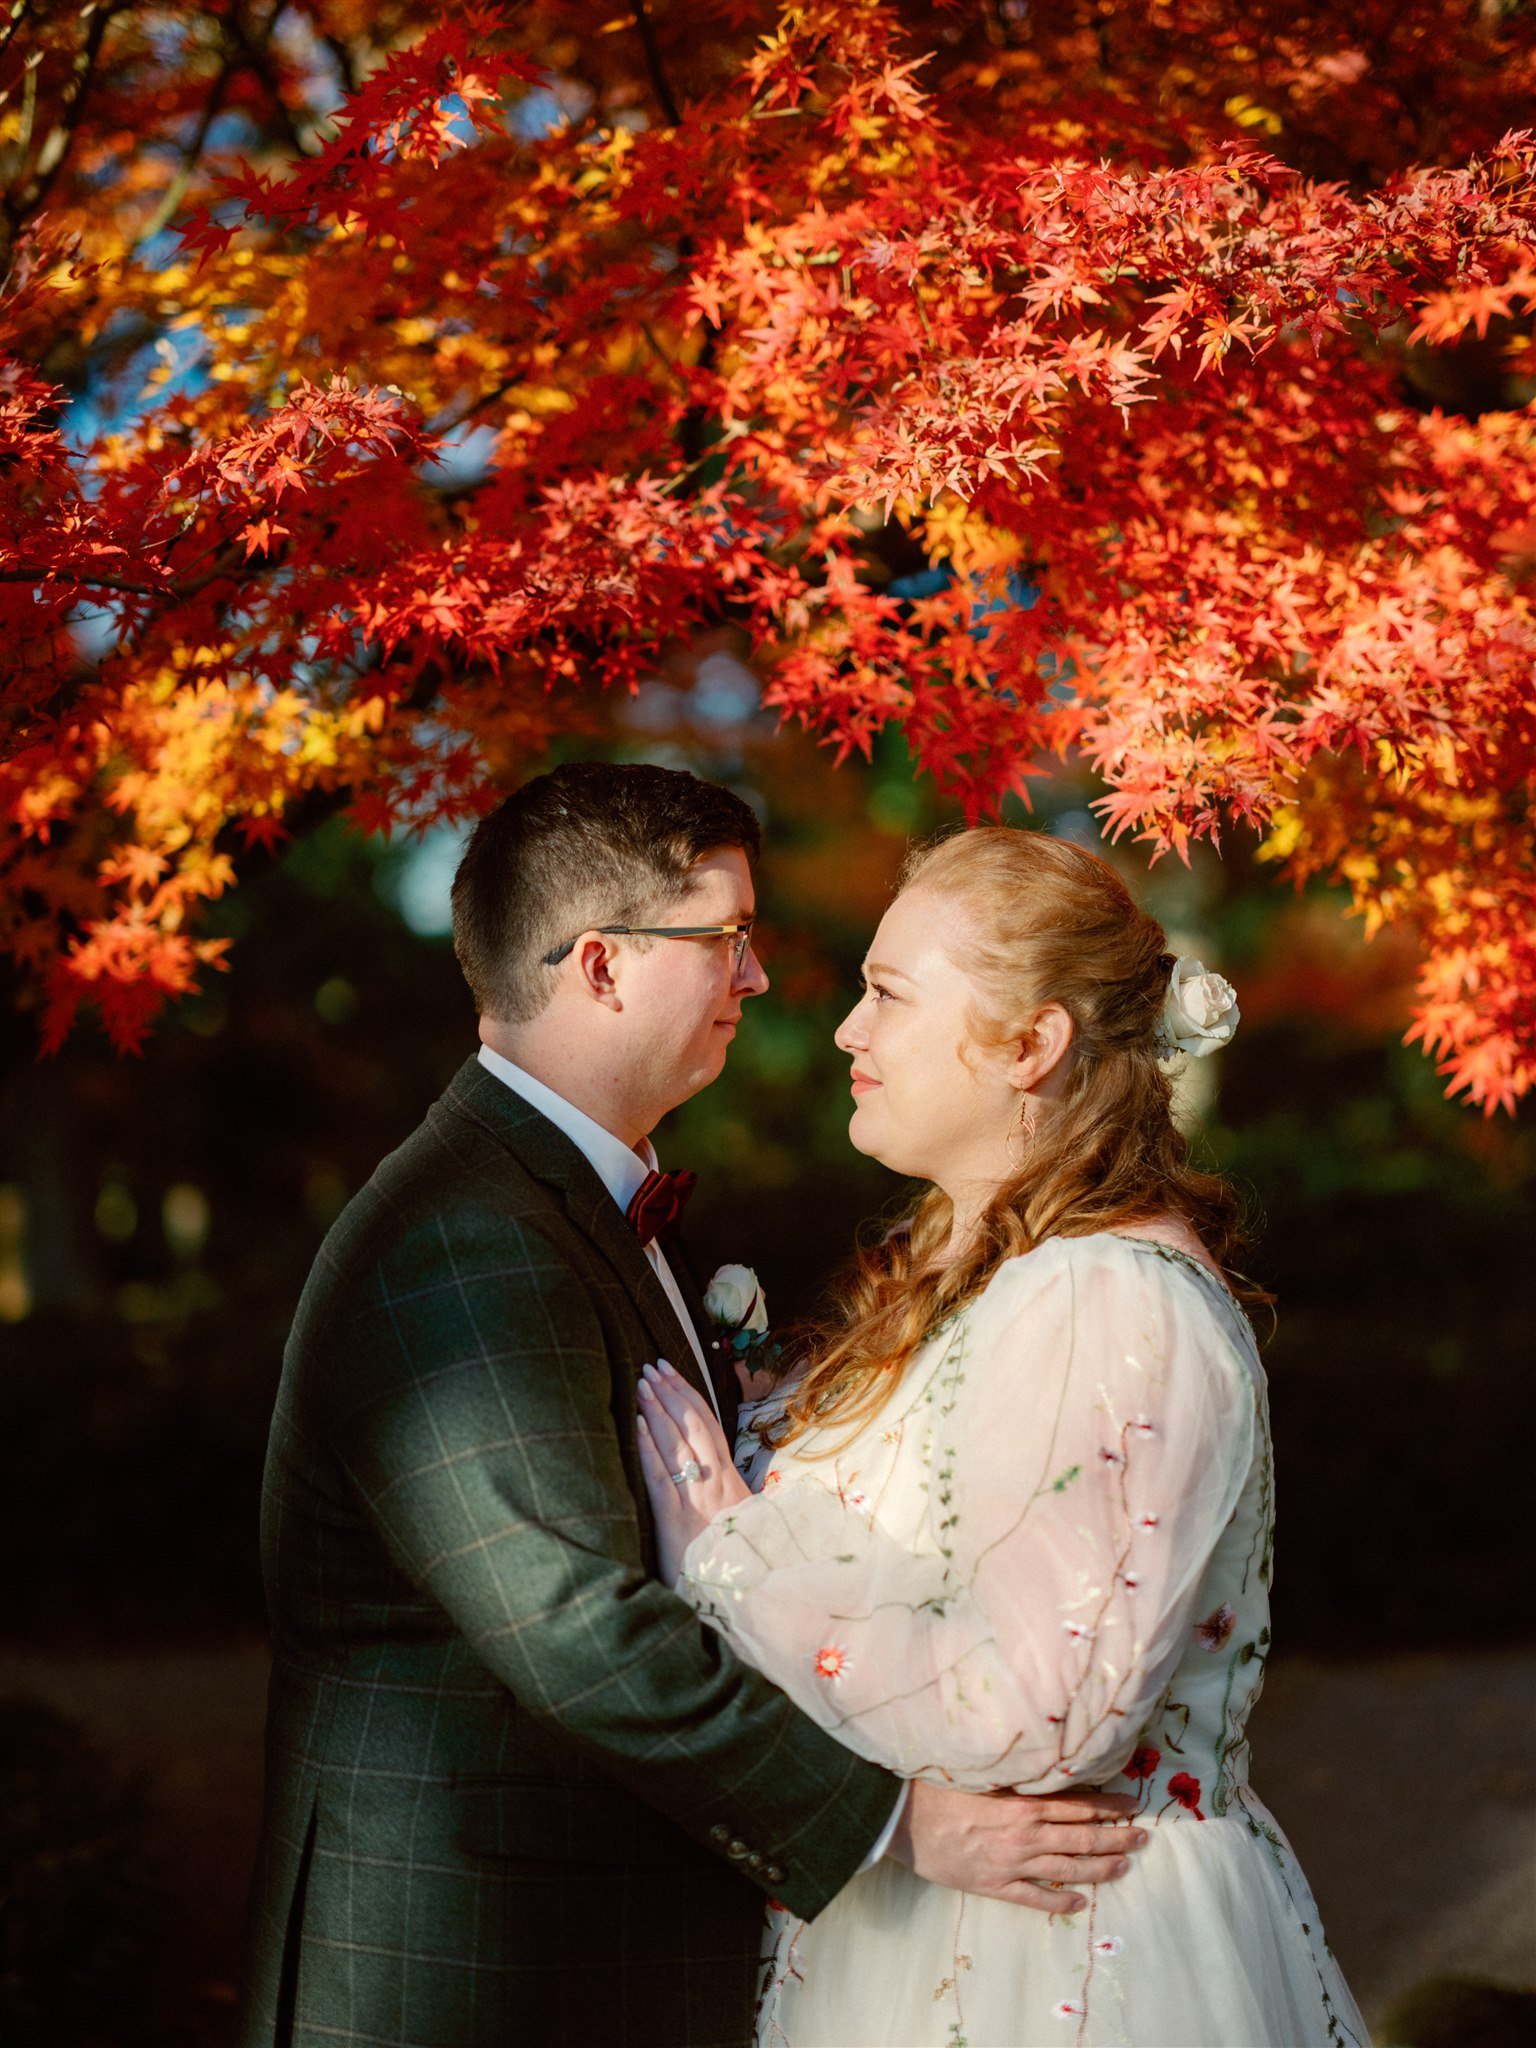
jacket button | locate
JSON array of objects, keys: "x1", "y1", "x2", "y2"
[
  {"x1": 764, "y1": 1863, "x2": 785, "y2": 1884},
  {"x1": 726, "y1": 1838, "x2": 749, "y2": 1860},
  {"x1": 745, "y1": 1852, "x2": 764, "y2": 1872},
  {"x1": 708, "y1": 1824, "x2": 730, "y2": 1845}
]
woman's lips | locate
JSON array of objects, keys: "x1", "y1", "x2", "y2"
[{"x1": 850, "y1": 1069, "x2": 880, "y2": 1096}]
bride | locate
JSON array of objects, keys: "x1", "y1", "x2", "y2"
[{"x1": 636, "y1": 826, "x2": 1370, "y2": 2048}]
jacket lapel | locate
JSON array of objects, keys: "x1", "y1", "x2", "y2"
[
  {"x1": 441, "y1": 1058, "x2": 714, "y2": 1410},
  {"x1": 663, "y1": 1236, "x2": 740, "y2": 1443}
]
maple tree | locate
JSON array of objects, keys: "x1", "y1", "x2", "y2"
[{"x1": 2, "y1": 0, "x2": 1534, "y2": 1109}]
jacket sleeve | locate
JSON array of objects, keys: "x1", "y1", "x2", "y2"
[
  {"x1": 325, "y1": 1202, "x2": 899, "y2": 1919},
  {"x1": 679, "y1": 1238, "x2": 1258, "y2": 1791}
]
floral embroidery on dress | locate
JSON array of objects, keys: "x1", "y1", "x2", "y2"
[
  {"x1": 1195, "y1": 1602, "x2": 1237, "y2": 1651},
  {"x1": 690, "y1": 1235, "x2": 1368, "y2": 2048},
  {"x1": 1167, "y1": 1770, "x2": 1205, "y2": 1819}
]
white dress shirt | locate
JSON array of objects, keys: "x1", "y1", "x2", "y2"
[
  {"x1": 476, "y1": 1042, "x2": 906, "y2": 1869},
  {"x1": 477, "y1": 1044, "x2": 720, "y2": 1422}
]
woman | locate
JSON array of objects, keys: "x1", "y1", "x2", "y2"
[{"x1": 637, "y1": 828, "x2": 1369, "y2": 2048}]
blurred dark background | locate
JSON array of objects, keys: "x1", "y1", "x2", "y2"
[{"x1": 3, "y1": 676, "x2": 1533, "y2": 2043}]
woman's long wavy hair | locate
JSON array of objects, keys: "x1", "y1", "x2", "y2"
[{"x1": 774, "y1": 827, "x2": 1266, "y2": 1452}]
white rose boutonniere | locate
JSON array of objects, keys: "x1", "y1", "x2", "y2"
[
  {"x1": 1157, "y1": 957, "x2": 1240, "y2": 1061},
  {"x1": 704, "y1": 1263, "x2": 770, "y2": 1341},
  {"x1": 705, "y1": 1264, "x2": 787, "y2": 1455}
]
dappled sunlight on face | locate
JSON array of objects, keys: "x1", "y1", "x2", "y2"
[
  {"x1": 832, "y1": 886, "x2": 1018, "y2": 1191},
  {"x1": 622, "y1": 847, "x2": 768, "y2": 1112}
]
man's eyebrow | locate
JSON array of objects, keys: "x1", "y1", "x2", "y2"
[{"x1": 862, "y1": 960, "x2": 915, "y2": 982}]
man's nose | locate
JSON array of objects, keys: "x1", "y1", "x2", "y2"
[{"x1": 738, "y1": 946, "x2": 769, "y2": 996}]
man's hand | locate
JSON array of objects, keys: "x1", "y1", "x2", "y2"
[
  {"x1": 734, "y1": 1357, "x2": 782, "y2": 1405},
  {"x1": 888, "y1": 1779, "x2": 1147, "y2": 1914}
]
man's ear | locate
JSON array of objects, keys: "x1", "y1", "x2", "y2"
[
  {"x1": 574, "y1": 933, "x2": 623, "y2": 1010},
  {"x1": 1009, "y1": 1002, "x2": 1074, "y2": 1095}
]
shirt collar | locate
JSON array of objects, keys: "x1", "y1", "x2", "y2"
[{"x1": 477, "y1": 1044, "x2": 657, "y2": 1216}]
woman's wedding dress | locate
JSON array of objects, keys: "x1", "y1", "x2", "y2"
[{"x1": 680, "y1": 1231, "x2": 1369, "y2": 2047}]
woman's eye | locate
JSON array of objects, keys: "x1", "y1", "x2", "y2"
[{"x1": 865, "y1": 981, "x2": 891, "y2": 1002}]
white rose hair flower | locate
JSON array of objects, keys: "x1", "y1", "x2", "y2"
[
  {"x1": 703, "y1": 1263, "x2": 769, "y2": 1336},
  {"x1": 1155, "y1": 956, "x2": 1240, "y2": 1061}
]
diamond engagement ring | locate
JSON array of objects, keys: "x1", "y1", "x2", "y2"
[{"x1": 670, "y1": 1459, "x2": 703, "y2": 1486}]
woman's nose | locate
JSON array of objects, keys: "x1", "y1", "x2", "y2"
[{"x1": 834, "y1": 1001, "x2": 867, "y2": 1052}]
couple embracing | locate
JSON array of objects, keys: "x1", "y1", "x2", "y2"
[{"x1": 239, "y1": 761, "x2": 1367, "y2": 2048}]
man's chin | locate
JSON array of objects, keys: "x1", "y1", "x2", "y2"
[{"x1": 673, "y1": 1039, "x2": 732, "y2": 1102}]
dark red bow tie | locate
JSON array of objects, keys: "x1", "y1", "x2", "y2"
[{"x1": 625, "y1": 1168, "x2": 696, "y2": 1244}]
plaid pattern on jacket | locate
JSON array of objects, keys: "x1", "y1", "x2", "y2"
[{"x1": 237, "y1": 1057, "x2": 897, "y2": 2048}]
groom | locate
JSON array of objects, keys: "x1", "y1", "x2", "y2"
[{"x1": 238, "y1": 761, "x2": 1144, "y2": 2048}]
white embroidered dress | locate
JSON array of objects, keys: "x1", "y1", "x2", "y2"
[{"x1": 680, "y1": 1232, "x2": 1369, "y2": 2048}]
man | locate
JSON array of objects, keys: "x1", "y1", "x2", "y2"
[{"x1": 239, "y1": 762, "x2": 1143, "y2": 2048}]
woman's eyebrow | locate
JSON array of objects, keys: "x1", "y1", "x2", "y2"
[{"x1": 862, "y1": 961, "x2": 916, "y2": 982}]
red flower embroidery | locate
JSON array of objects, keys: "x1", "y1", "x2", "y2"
[
  {"x1": 1167, "y1": 1771, "x2": 1205, "y2": 1818},
  {"x1": 1193, "y1": 1602, "x2": 1236, "y2": 1652},
  {"x1": 813, "y1": 1644, "x2": 849, "y2": 1681},
  {"x1": 1124, "y1": 1744, "x2": 1160, "y2": 1780}
]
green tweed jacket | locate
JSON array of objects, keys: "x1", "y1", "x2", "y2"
[{"x1": 237, "y1": 1056, "x2": 898, "y2": 2048}]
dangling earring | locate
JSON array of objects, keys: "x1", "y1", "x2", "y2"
[{"x1": 1006, "y1": 1093, "x2": 1037, "y2": 1169}]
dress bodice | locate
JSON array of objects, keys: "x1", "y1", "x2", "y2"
[
  {"x1": 688, "y1": 1232, "x2": 1269, "y2": 1801},
  {"x1": 678, "y1": 1233, "x2": 1370, "y2": 2046},
  {"x1": 683, "y1": 1232, "x2": 1367, "y2": 2047}
]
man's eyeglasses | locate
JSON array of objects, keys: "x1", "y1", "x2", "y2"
[{"x1": 542, "y1": 920, "x2": 756, "y2": 976}]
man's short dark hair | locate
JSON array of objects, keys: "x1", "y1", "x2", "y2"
[{"x1": 451, "y1": 761, "x2": 762, "y2": 1022}]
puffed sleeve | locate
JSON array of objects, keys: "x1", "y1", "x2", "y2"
[{"x1": 678, "y1": 1237, "x2": 1259, "y2": 1791}]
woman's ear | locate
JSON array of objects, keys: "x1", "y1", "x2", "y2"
[{"x1": 1010, "y1": 1002, "x2": 1074, "y2": 1096}]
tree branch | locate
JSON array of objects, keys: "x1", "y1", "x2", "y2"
[
  {"x1": 133, "y1": 44, "x2": 237, "y2": 251},
  {"x1": 0, "y1": 567, "x2": 165, "y2": 598},
  {"x1": 632, "y1": 0, "x2": 682, "y2": 129},
  {"x1": 426, "y1": 371, "x2": 528, "y2": 437},
  {"x1": 320, "y1": 29, "x2": 361, "y2": 96},
  {"x1": 1, "y1": 544, "x2": 248, "y2": 602},
  {"x1": 8, "y1": 0, "x2": 116, "y2": 229},
  {"x1": 0, "y1": 0, "x2": 33, "y2": 63},
  {"x1": 224, "y1": 0, "x2": 314, "y2": 161}
]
